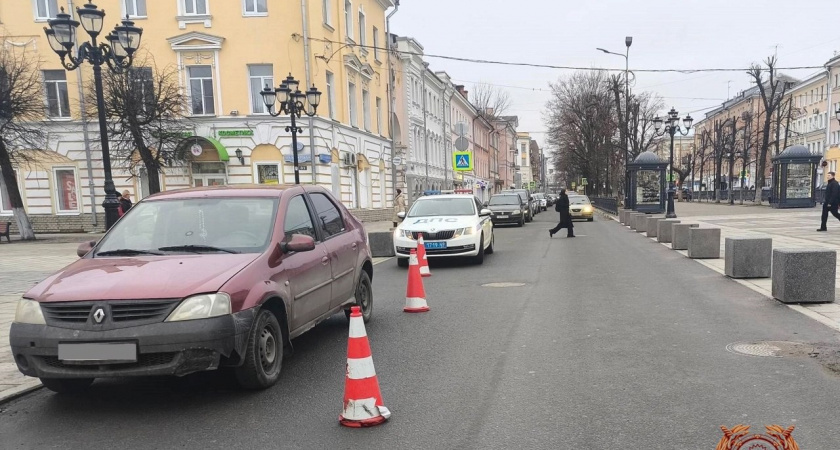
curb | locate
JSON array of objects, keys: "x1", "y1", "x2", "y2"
[{"x1": 0, "y1": 381, "x2": 42, "y2": 406}]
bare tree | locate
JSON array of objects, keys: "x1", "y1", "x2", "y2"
[
  {"x1": 471, "y1": 83, "x2": 511, "y2": 121},
  {"x1": 747, "y1": 56, "x2": 793, "y2": 204},
  {"x1": 627, "y1": 92, "x2": 664, "y2": 159},
  {"x1": 0, "y1": 45, "x2": 46, "y2": 240},
  {"x1": 91, "y1": 58, "x2": 190, "y2": 194}
]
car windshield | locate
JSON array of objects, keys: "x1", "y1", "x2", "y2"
[
  {"x1": 489, "y1": 195, "x2": 521, "y2": 206},
  {"x1": 533, "y1": 194, "x2": 544, "y2": 199},
  {"x1": 569, "y1": 196, "x2": 590, "y2": 205},
  {"x1": 95, "y1": 197, "x2": 279, "y2": 255},
  {"x1": 407, "y1": 197, "x2": 476, "y2": 217}
]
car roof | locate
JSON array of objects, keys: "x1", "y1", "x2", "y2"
[
  {"x1": 415, "y1": 194, "x2": 475, "y2": 200},
  {"x1": 142, "y1": 184, "x2": 317, "y2": 201}
]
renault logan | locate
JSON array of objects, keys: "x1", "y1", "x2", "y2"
[
  {"x1": 10, "y1": 185, "x2": 374, "y2": 393},
  {"x1": 394, "y1": 194, "x2": 494, "y2": 266}
]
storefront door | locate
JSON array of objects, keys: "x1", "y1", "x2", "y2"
[{"x1": 192, "y1": 162, "x2": 227, "y2": 187}]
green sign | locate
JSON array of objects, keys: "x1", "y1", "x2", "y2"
[
  {"x1": 453, "y1": 151, "x2": 473, "y2": 171},
  {"x1": 529, "y1": 181, "x2": 536, "y2": 190},
  {"x1": 580, "y1": 177, "x2": 588, "y2": 186},
  {"x1": 218, "y1": 130, "x2": 254, "y2": 137}
]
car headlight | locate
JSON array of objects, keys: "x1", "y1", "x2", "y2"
[
  {"x1": 583, "y1": 206, "x2": 593, "y2": 212},
  {"x1": 166, "y1": 293, "x2": 231, "y2": 322},
  {"x1": 14, "y1": 299, "x2": 46, "y2": 325},
  {"x1": 398, "y1": 229, "x2": 415, "y2": 240},
  {"x1": 453, "y1": 227, "x2": 475, "y2": 238},
  {"x1": 512, "y1": 209, "x2": 521, "y2": 215}
]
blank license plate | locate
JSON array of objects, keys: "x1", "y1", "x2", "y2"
[
  {"x1": 496, "y1": 215, "x2": 508, "y2": 219},
  {"x1": 58, "y1": 342, "x2": 137, "y2": 362},
  {"x1": 425, "y1": 241, "x2": 447, "y2": 249}
]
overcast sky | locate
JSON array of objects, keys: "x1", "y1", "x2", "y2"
[{"x1": 391, "y1": 0, "x2": 840, "y2": 149}]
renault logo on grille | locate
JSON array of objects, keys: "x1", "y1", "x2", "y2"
[{"x1": 93, "y1": 307, "x2": 105, "y2": 324}]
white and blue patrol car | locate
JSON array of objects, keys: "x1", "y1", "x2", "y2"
[{"x1": 394, "y1": 194, "x2": 495, "y2": 266}]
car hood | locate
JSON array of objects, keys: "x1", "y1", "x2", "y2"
[
  {"x1": 400, "y1": 216, "x2": 477, "y2": 232},
  {"x1": 24, "y1": 254, "x2": 260, "y2": 302}
]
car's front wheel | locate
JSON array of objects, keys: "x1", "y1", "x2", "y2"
[
  {"x1": 486, "y1": 232, "x2": 495, "y2": 255},
  {"x1": 345, "y1": 271, "x2": 373, "y2": 323},
  {"x1": 397, "y1": 257, "x2": 408, "y2": 268},
  {"x1": 588, "y1": 217, "x2": 594, "y2": 222},
  {"x1": 40, "y1": 377, "x2": 94, "y2": 394},
  {"x1": 472, "y1": 233, "x2": 485, "y2": 265},
  {"x1": 235, "y1": 308, "x2": 283, "y2": 390}
]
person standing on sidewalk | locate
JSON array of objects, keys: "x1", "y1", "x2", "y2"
[
  {"x1": 393, "y1": 189, "x2": 406, "y2": 228},
  {"x1": 549, "y1": 188, "x2": 575, "y2": 238},
  {"x1": 818, "y1": 171, "x2": 840, "y2": 231}
]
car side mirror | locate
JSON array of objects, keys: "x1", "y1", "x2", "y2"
[
  {"x1": 397, "y1": 211, "x2": 406, "y2": 220},
  {"x1": 282, "y1": 234, "x2": 316, "y2": 253},
  {"x1": 479, "y1": 208, "x2": 492, "y2": 217},
  {"x1": 77, "y1": 240, "x2": 96, "y2": 258}
]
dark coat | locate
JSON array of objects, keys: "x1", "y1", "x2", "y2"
[
  {"x1": 119, "y1": 198, "x2": 133, "y2": 215},
  {"x1": 826, "y1": 179, "x2": 840, "y2": 206},
  {"x1": 555, "y1": 193, "x2": 572, "y2": 224}
]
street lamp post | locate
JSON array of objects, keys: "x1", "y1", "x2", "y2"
[
  {"x1": 597, "y1": 37, "x2": 632, "y2": 207},
  {"x1": 44, "y1": 3, "x2": 143, "y2": 230},
  {"x1": 653, "y1": 107, "x2": 693, "y2": 218},
  {"x1": 261, "y1": 74, "x2": 322, "y2": 185}
]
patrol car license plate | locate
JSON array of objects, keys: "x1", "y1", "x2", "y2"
[
  {"x1": 58, "y1": 342, "x2": 137, "y2": 362},
  {"x1": 425, "y1": 241, "x2": 447, "y2": 249}
]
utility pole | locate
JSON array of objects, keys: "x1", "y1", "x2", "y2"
[{"x1": 422, "y1": 62, "x2": 429, "y2": 191}]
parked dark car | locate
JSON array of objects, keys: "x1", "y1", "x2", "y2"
[
  {"x1": 501, "y1": 189, "x2": 535, "y2": 222},
  {"x1": 10, "y1": 185, "x2": 374, "y2": 393},
  {"x1": 487, "y1": 193, "x2": 527, "y2": 226}
]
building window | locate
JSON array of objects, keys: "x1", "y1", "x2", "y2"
[
  {"x1": 123, "y1": 0, "x2": 147, "y2": 17},
  {"x1": 375, "y1": 97, "x2": 382, "y2": 134},
  {"x1": 325, "y1": 71, "x2": 336, "y2": 119},
  {"x1": 348, "y1": 81, "x2": 357, "y2": 127},
  {"x1": 34, "y1": 0, "x2": 59, "y2": 20},
  {"x1": 362, "y1": 88, "x2": 370, "y2": 131},
  {"x1": 53, "y1": 167, "x2": 79, "y2": 213},
  {"x1": 43, "y1": 70, "x2": 70, "y2": 118},
  {"x1": 322, "y1": 0, "x2": 332, "y2": 26},
  {"x1": 129, "y1": 67, "x2": 155, "y2": 112},
  {"x1": 358, "y1": 9, "x2": 366, "y2": 46},
  {"x1": 0, "y1": 170, "x2": 17, "y2": 214},
  {"x1": 187, "y1": 66, "x2": 215, "y2": 115},
  {"x1": 344, "y1": 0, "x2": 353, "y2": 41},
  {"x1": 255, "y1": 163, "x2": 281, "y2": 185},
  {"x1": 248, "y1": 64, "x2": 273, "y2": 114},
  {"x1": 243, "y1": 0, "x2": 267, "y2": 15},
  {"x1": 183, "y1": 0, "x2": 208, "y2": 15},
  {"x1": 373, "y1": 26, "x2": 380, "y2": 61}
]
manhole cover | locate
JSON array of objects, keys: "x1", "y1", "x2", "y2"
[
  {"x1": 481, "y1": 282, "x2": 526, "y2": 288},
  {"x1": 726, "y1": 341, "x2": 814, "y2": 358}
]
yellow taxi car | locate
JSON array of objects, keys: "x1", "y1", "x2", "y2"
[{"x1": 568, "y1": 195, "x2": 594, "y2": 221}]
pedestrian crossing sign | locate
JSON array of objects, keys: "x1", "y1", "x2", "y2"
[{"x1": 453, "y1": 151, "x2": 473, "y2": 171}]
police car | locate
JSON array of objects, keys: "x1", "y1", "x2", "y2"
[{"x1": 394, "y1": 194, "x2": 495, "y2": 266}]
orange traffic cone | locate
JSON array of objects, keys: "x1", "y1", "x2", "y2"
[
  {"x1": 416, "y1": 235, "x2": 432, "y2": 277},
  {"x1": 339, "y1": 306, "x2": 391, "y2": 428},
  {"x1": 404, "y1": 249, "x2": 430, "y2": 313}
]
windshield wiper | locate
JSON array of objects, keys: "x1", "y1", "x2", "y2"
[
  {"x1": 157, "y1": 245, "x2": 240, "y2": 254},
  {"x1": 96, "y1": 249, "x2": 164, "y2": 257}
]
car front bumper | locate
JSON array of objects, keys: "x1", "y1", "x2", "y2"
[
  {"x1": 9, "y1": 309, "x2": 256, "y2": 379},
  {"x1": 491, "y1": 212, "x2": 524, "y2": 224},
  {"x1": 570, "y1": 209, "x2": 594, "y2": 219},
  {"x1": 394, "y1": 234, "x2": 479, "y2": 258}
]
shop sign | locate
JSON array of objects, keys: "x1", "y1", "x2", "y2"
[{"x1": 218, "y1": 130, "x2": 254, "y2": 137}]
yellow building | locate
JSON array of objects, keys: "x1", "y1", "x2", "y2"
[{"x1": 0, "y1": 0, "x2": 396, "y2": 231}]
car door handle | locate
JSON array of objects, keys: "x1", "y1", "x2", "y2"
[{"x1": 321, "y1": 256, "x2": 329, "y2": 265}]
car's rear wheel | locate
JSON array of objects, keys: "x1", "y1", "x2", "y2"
[
  {"x1": 486, "y1": 232, "x2": 495, "y2": 254},
  {"x1": 472, "y1": 233, "x2": 485, "y2": 265},
  {"x1": 588, "y1": 217, "x2": 594, "y2": 222},
  {"x1": 40, "y1": 377, "x2": 94, "y2": 394},
  {"x1": 345, "y1": 271, "x2": 373, "y2": 323},
  {"x1": 235, "y1": 308, "x2": 283, "y2": 390},
  {"x1": 397, "y1": 257, "x2": 408, "y2": 268}
]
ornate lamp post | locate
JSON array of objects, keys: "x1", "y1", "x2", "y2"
[
  {"x1": 652, "y1": 107, "x2": 693, "y2": 218},
  {"x1": 44, "y1": 3, "x2": 142, "y2": 229},
  {"x1": 261, "y1": 74, "x2": 321, "y2": 185}
]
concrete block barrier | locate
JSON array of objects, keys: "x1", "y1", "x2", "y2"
[
  {"x1": 688, "y1": 228, "x2": 721, "y2": 259},
  {"x1": 619, "y1": 210, "x2": 628, "y2": 224},
  {"x1": 630, "y1": 213, "x2": 646, "y2": 230},
  {"x1": 671, "y1": 223, "x2": 698, "y2": 250},
  {"x1": 772, "y1": 249, "x2": 837, "y2": 304},
  {"x1": 368, "y1": 231, "x2": 396, "y2": 257},
  {"x1": 656, "y1": 219, "x2": 680, "y2": 243},
  {"x1": 725, "y1": 237, "x2": 772, "y2": 278},
  {"x1": 646, "y1": 217, "x2": 665, "y2": 238}
]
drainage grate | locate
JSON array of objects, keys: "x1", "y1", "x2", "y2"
[
  {"x1": 481, "y1": 282, "x2": 526, "y2": 288},
  {"x1": 726, "y1": 341, "x2": 814, "y2": 358}
]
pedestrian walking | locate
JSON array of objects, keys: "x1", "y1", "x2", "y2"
[
  {"x1": 817, "y1": 171, "x2": 840, "y2": 232},
  {"x1": 393, "y1": 189, "x2": 406, "y2": 228},
  {"x1": 118, "y1": 190, "x2": 133, "y2": 217},
  {"x1": 549, "y1": 188, "x2": 575, "y2": 238}
]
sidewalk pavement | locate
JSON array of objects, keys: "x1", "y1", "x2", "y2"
[
  {"x1": 608, "y1": 202, "x2": 840, "y2": 332},
  {"x1": 0, "y1": 220, "x2": 395, "y2": 403}
]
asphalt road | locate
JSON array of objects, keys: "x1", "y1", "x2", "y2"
[{"x1": 2, "y1": 212, "x2": 840, "y2": 449}]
